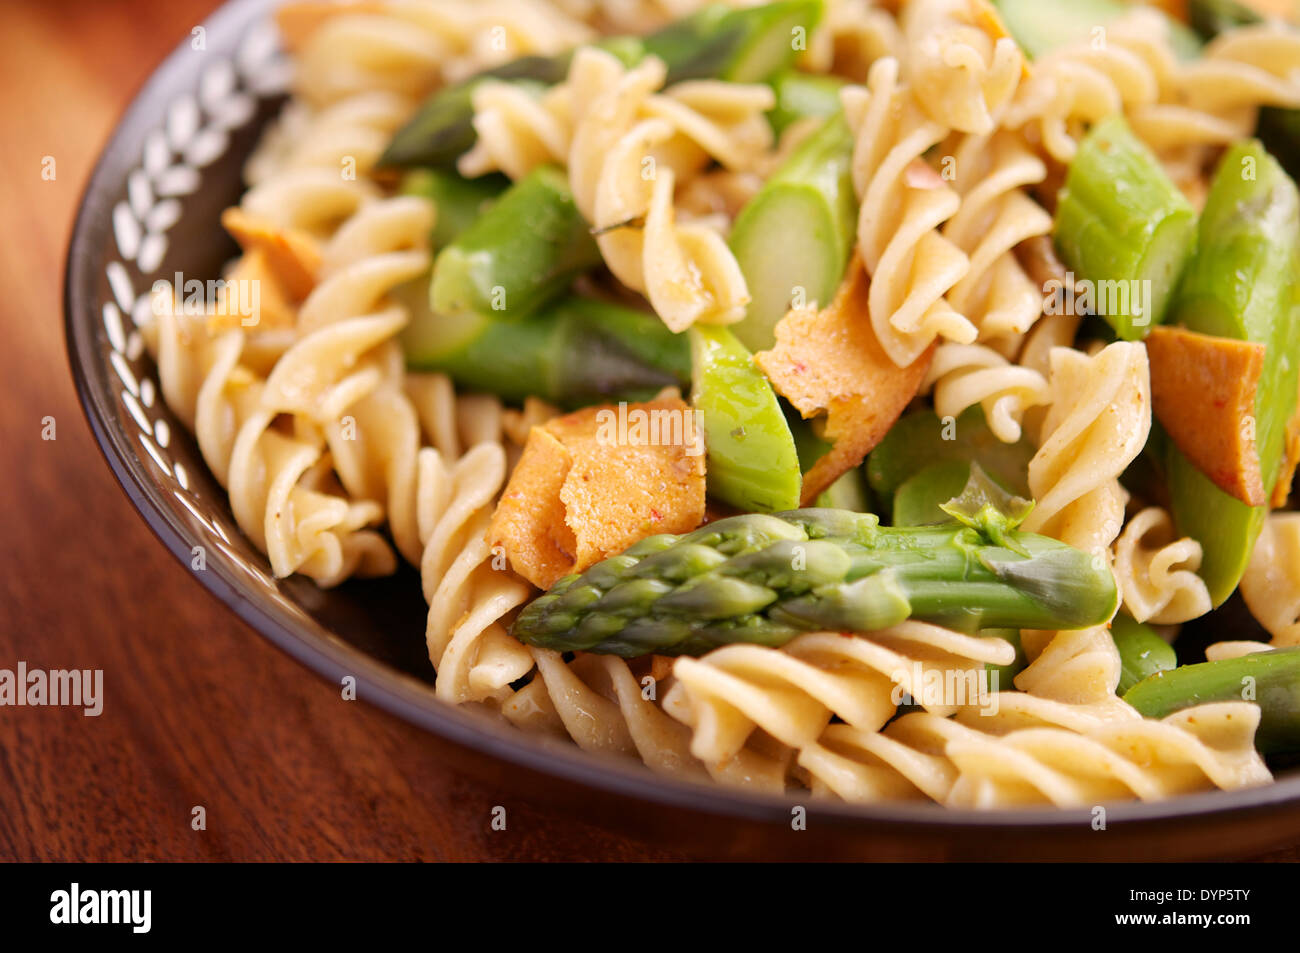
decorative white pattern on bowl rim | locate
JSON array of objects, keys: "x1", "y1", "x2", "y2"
[{"x1": 100, "y1": 20, "x2": 290, "y2": 557}]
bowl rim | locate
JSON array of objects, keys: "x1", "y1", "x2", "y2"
[{"x1": 62, "y1": 0, "x2": 1300, "y2": 841}]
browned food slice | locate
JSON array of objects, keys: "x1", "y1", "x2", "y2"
[
  {"x1": 221, "y1": 207, "x2": 320, "y2": 301},
  {"x1": 488, "y1": 428, "x2": 578, "y2": 590},
  {"x1": 1147, "y1": 325, "x2": 1267, "y2": 506},
  {"x1": 755, "y1": 256, "x2": 933, "y2": 505},
  {"x1": 1273, "y1": 375, "x2": 1300, "y2": 507},
  {"x1": 489, "y1": 397, "x2": 706, "y2": 588},
  {"x1": 208, "y1": 247, "x2": 297, "y2": 332}
]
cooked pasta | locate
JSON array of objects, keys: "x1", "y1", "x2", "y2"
[
  {"x1": 143, "y1": 0, "x2": 1300, "y2": 815},
  {"x1": 922, "y1": 342, "x2": 1049, "y2": 443},
  {"x1": 841, "y1": 57, "x2": 976, "y2": 366},
  {"x1": 798, "y1": 701, "x2": 1269, "y2": 806},
  {"x1": 942, "y1": 131, "x2": 1053, "y2": 343},
  {"x1": 1004, "y1": 8, "x2": 1300, "y2": 197},
  {"x1": 662, "y1": 623, "x2": 1016, "y2": 763},
  {"x1": 900, "y1": 0, "x2": 1023, "y2": 135},
  {"x1": 801, "y1": 0, "x2": 901, "y2": 82},
  {"x1": 1229, "y1": 511, "x2": 1300, "y2": 658},
  {"x1": 568, "y1": 49, "x2": 772, "y2": 331},
  {"x1": 1114, "y1": 506, "x2": 1213, "y2": 625},
  {"x1": 289, "y1": 0, "x2": 594, "y2": 105},
  {"x1": 1021, "y1": 341, "x2": 1151, "y2": 561}
]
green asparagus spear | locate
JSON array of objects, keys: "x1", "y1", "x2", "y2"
[
  {"x1": 766, "y1": 69, "x2": 845, "y2": 135},
  {"x1": 728, "y1": 111, "x2": 857, "y2": 353},
  {"x1": 511, "y1": 467, "x2": 1119, "y2": 656},
  {"x1": 866, "y1": 407, "x2": 1034, "y2": 518},
  {"x1": 892, "y1": 460, "x2": 983, "y2": 527},
  {"x1": 379, "y1": 1, "x2": 825, "y2": 169},
  {"x1": 1123, "y1": 647, "x2": 1300, "y2": 754},
  {"x1": 1166, "y1": 141, "x2": 1300, "y2": 605},
  {"x1": 1189, "y1": 0, "x2": 1263, "y2": 41},
  {"x1": 429, "y1": 165, "x2": 599, "y2": 322},
  {"x1": 995, "y1": 0, "x2": 1203, "y2": 61},
  {"x1": 689, "y1": 325, "x2": 802, "y2": 512},
  {"x1": 814, "y1": 469, "x2": 871, "y2": 511},
  {"x1": 782, "y1": 404, "x2": 871, "y2": 509},
  {"x1": 1110, "y1": 613, "x2": 1177, "y2": 694},
  {"x1": 641, "y1": 0, "x2": 825, "y2": 83},
  {"x1": 399, "y1": 285, "x2": 689, "y2": 407},
  {"x1": 399, "y1": 169, "x2": 508, "y2": 249},
  {"x1": 1053, "y1": 116, "x2": 1198, "y2": 340}
]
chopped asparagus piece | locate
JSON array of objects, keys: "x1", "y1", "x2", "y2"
[
  {"x1": 892, "y1": 461, "x2": 979, "y2": 527},
  {"x1": 1124, "y1": 647, "x2": 1300, "y2": 754},
  {"x1": 400, "y1": 286, "x2": 689, "y2": 407},
  {"x1": 399, "y1": 169, "x2": 508, "y2": 249},
  {"x1": 728, "y1": 112, "x2": 857, "y2": 353},
  {"x1": 1110, "y1": 613, "x2": 1177, "y2": 694},
  {"x1": 866, "y1": 406, "x2": 1034, "y2": 519},
  {"x1": 813, "y1": 469, "x2": 872, "y2": 512},
  {"x1": 1166, "y1": 141, "x2": 1300, "y2": 605},
  {"x1": 689, "y1": 325, "x2": 802, "y2": 512},
  {"x1": 766, "y1": 69, "x2": 845, "y2": 135},
  {"x1": 995, "y1": 0, "x2": 1203, "y2": 61},
  {"x1": 429, "y1": 165, "x2": 599, "y2": 323},
  {"x1": 1053, "y1": 116, "x2": 1198, "y2": 340}
]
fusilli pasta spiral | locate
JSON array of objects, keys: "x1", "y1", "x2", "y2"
[
  {"x1": 841, "y1": 57, "x2": 975, "y2": 366},
  {"x1": 1003, "y1": 10, "x2": 1300, "y2": 195},
  {"x1": 901, "y1": 0, "x2": 1024, "y2": 136},
  {"x1": 662, "y1": 623, "x2": 1016, "y2": 764},
  {"x1": 1021, "y1": 341, "x2": 1151, "y2": 561},
  {"x1": 922, "y1": 342, "x2": 1049, "y2": 443},
  {"x1": 1113, "y1": 506, "x2": 1213, "y2": 625},
  {"x1": 1220, "y1": 511, "x2": 1300, "y2": 659}
]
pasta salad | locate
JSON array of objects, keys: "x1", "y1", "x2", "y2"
[{"x1": 143, "y1": 0, "x2": 1300, "y2": 809}]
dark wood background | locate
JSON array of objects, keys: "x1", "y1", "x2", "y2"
[{"x1": 0, "y1": 0, "x2": 1293, "y2": 862}]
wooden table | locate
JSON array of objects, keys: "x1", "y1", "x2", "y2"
[
  {"x1": 0, "y1": 0, "x2": 683, "y2": 862},
  {"x1": 0, "y1": 0, "x2": 1293, "y2": 863}
]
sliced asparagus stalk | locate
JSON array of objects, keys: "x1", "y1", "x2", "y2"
[
  {"x1": 1166, "y1": 141, "x2": 1300, "y2": 605},
  {"x1": 891, "y1": 460, "x2": 979, "y2": 527},
  {"x1": 511, "y1": 468, "x2": 1119, "y2": 656},
  {"x1": 1110, "y1": 613, "x2": 1177, "y2": 694},
  {"x1": 813, "y1": 469, "x2": 871, "y2": 511},
  {"x1": 399, "y1": 285, "x2": 690, "y2": 407},
  {"x1": 641, "y1": 0, "x2": 825, "y2": 84},
  {"x1": 782, "y1": 403, "x2": 870, "y2": 509},
  {"x1": 766, "y1": 69, "x2": 845, "y2": 135},
  {"x1": 689, "y1": 325, "x2": 802, "y2": 513},
  {"x1": 1053, "y1": 115, "x2": 1198, "y2": 340},
  {"x1": 996, "y1": 0, "x2": 1203, "y2": 61},
  {"x1": 430, "y1": 165, "x2": 599, "y2": 322},
  {"x1": 1123, "y1": 647, "x2": 1300, "y2": 754},
  {"x1": 866, "y1": 406, "x2": 1034, "y2": 520},
  {"x1": 728, "y1": 111, "x2": 857, "y2": 353},
  {"x1": 399, "y1": 168, "x2": 508, "y2": 249},
  {"x1": 379, "y1": 1, "x2": 825, "y2": 170}
]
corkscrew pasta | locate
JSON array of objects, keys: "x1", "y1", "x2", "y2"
[{"x1": 140, "y1": 0, "x2": 1300, "y2": 814}]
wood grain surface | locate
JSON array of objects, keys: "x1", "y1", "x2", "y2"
[{"x1": 0, "y1": 0, "x2": 1293, "y2": 863}]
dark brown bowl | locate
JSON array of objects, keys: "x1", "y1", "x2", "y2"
[{"x1": 64, "y1": 0, "x2": 1300, "y2": 860}]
